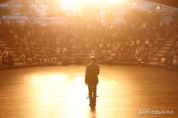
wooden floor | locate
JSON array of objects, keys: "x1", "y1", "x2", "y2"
[{"x1": 0, "y1": 65, "x2": 178, "y2": 118}]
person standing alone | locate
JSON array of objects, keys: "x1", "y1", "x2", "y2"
[{"x1": 85, "y1": 56, "x2": 100, "y2": 107}]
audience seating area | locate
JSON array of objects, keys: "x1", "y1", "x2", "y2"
[{"x1": 0, "y1": 21, "x2": 178, "y2": 70}]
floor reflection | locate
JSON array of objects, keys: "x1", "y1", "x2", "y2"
[{"x1": 1, "y1": 66, "x2": 178, "y2": 118}]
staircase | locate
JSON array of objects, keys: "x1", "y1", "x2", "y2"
[{"x1": 148, "y1": 32, "x2": 178, "y2": 66}]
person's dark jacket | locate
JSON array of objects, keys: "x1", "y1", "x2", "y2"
[
  {"x1": 85, "y1": 63, "x2": 100, "y2": 85},
  {"x1": 8, "y1": 54, "x2": 14, "y2": 66}
]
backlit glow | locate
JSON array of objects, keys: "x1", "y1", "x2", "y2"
[
  {"x1": 61, "y1": 0, "x2": 124, "y2": 10},
  {"x1": 132, "y1": 2, "x2": 136, "y2": 6}
]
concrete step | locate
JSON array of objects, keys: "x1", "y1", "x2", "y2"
[
  {"x1": 148, "y1": 62, "x2": 159, "y2": 65},
  {"x1": 14, "y1": 63, "x2": 24, "y2": 66},
  {"x1": 151, "y1": 57, "x2": 159, "y2": 61},
  {"x1": 155, "y1": 54, "x2": 164, "y2": 57},
  {"x1": 0, "y1": 42, "x2": 11, "y2": 44},
  {"x1": 169, "y1": 38, "x2": 176, "y2": 40},
  {"x1": 158, "y1": 50, "x2": 168, "y2": 53},
  {"x1": 173, "y1": 32, "x2": 178, "y2": 35},
  {"x1": 13, "y1": 58, "x2": 21, "y2": 61},
  {"x1": 0, "y1": 44, "x2": 7, "y2": 46},
  {"x1": 13, "y1": 57, "x2": 94, "y2": 63},
  {"x1": 171, "y1": 35, "x2": 177, "y2": 38},
  {"x1": 0, "y1": 40, "x2": 11, "y2": 42},
  {"x1": 163, "y1": 44, "x2": 172, "y2": 46},
  {"x1": 160, "y1": 47, "x2": 170, "y2": 50},
  {"x1": 166, "y1": 41, "x2": 174, "y2": 43}
]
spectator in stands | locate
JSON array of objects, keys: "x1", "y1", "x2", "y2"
[
  {"x1": 107, "y1": 48, "x2": 112, "y2": 56},
  {"x1": 115, "y1": 48, "x2": 119, "y2": 58},
  {"x1": 10, "y1": 39, "x2": 16, "y2": 48},
  {"x1": 26, "y1": 53, "x2": 32, "y2": 64},
  {"x1": 130, "y1": 53, "x2": 135, "y2": 63},
  {"x1": 56, "y1": 47, "x2": 60, "y2": 56},
  {"x1": 8, "y1": 52, "x2": 14, "y2": 66},
  {"x1": 90, "y1": 50, "x2": 96, "y2": 57},
  {"x1": 103, "y1": 54, "x2": 108, "y2": 64},
  {"x1": 17, "y1": 45, "x2": 22, "y2": 52},
  {"x1": 167, "y1": 53, "x2": 173, "y2": 61},
  {"x1": 21, "y1": 53, "x2": 26, "y2": 64},
  {"x1": 79, "y1": 48, "x2": 83, "y2": 56},
  {"x1": 3, "y1": 49, "x2": 8, "y2": 55},
  {"x1": 97, "y1": 52, "x2": 102, "y2": 64},
  {"x1": 175, "y1": 49, "x2": 178, "y2": 56},
  {"x1": 111, "y1": 42, "x2": 116, "y2": 51},
  {"x1": 107, "y1": 55, "x2": 113, "y2": 65},
  {"x1": 118, "y1": 52, "x2": 123, "y2": 62},
  {"x1": 51, "y1": 56, "x2": 57, "y2": 66},
  {"x1": 46, "y1": 56, "x2": 50, "y2": 66},
  {"x1": 140, "y1": 45, "x2": 145, "y2": 52},
  {"x1": 131, "y1": 40, "x2": 135, "y2": 47},
  {"x1": 136, "y1": 39, "x2": 140, "y2": 46},
  {"x1": 75, "y1": 55, "x2": 83, "y2": 65},
  {"x1": 14, "y1": 33, "x2": 19, "y2": 41},
  {"x1": 135, "y1": 47, "x2": 140, "y2": 57},
  {"x1": 159, "y1": 54, "x2": 167, "y2": 65},
  {"x1": 0, "y1": 46, "x2": 5, "y2": 53},
  {"x1": 10, "y1": 28, "x2": 15, "y2": 36},
  {"x1": 172, "y1": 57, "x2": 178, "y2": 65},
  {"x1": 0, "y1": 51, "x2": 2, "y2": 67},
  {"x1": 39, "y1": 56, "x2": 43, "y2": 66},
  {"x1": 62, "y1": 54, "x2": 69, "y2": 66},
  {"x1": 32, "y1": 53, "x2": 37, "y2": 64},
  {"x1": 144, "y1": 51, "x2": 148, "y2": 61},
  {"x1": 43, "y1": 56, "x2": 47, "y2": 67},
  {"x1": 145, "y1": 39, "x2": 149, "y2": 48},
  {"x1": 137, "y1": 56, "x2": 143, "y2": 67},
  {"x1": 99, "y1": 43, "x2": 103, "y2": 50},
  {"x1": 3, "y1": 53, "x2": 9, "y2": 66},
  {"x1": 153, "y1": 46, "x2": 158, "y2": 52}
]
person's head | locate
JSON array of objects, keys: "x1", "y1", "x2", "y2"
[{"x1": 90, "y1": 56, "x2": 96, "y2": 63}]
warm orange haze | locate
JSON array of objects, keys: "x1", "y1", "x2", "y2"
[{"x1": 0, "y1": 0, "x2": 178, "y2": 118}]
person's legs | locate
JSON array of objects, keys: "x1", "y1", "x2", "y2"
[
  {"x1": 92, "y1": 85, "x2": 97, "y2": 106},
  {"x1": 88, "y1": 84, "x2": 97, "y2": 106},
  {"x1": 88, "y1": 85, "x2": 93, "y2": 106}
]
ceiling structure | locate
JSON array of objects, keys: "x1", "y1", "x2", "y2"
[{"x1": 146, "y1": 0, "x2": 178, "y2": 8}]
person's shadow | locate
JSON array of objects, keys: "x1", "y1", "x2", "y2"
[{"x1": 90, "y1": 106, "x2": 96, "y2": 118}]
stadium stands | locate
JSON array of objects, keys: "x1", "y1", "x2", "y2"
[{"x1": 0, "y1": 21, "x2": 178, "y2": 69}]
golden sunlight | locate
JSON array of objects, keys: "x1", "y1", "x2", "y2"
[{"x1": 61, "y1": 0, "x2": 124, "y2": 10}]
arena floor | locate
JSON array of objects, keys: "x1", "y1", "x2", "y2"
[{"x1": 0, "y1": 65, "x2": 178, "y2": 118}]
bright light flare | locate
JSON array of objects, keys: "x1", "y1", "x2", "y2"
[
  {"x1": 132, "y1": 2, "x2": 136, "y2": 6},
  {"x1": 79, "y1": 0, "x2": 123, "y2": 3},
  {"x1": 62, "y1": 0, "x2": 125, "y2": 11}
]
